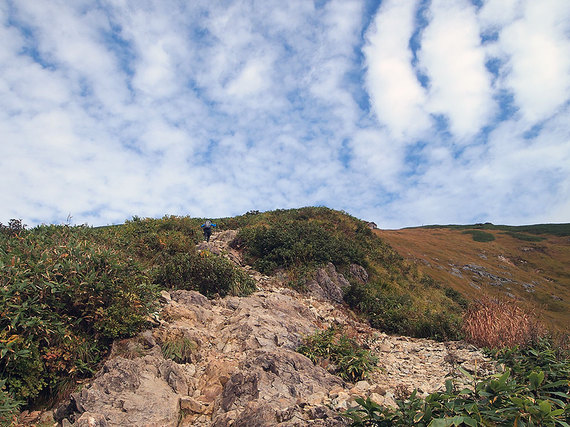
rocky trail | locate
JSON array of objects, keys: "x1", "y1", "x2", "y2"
[{"x1": 32, "y1": 231, "x2": 495, "y2": 427}]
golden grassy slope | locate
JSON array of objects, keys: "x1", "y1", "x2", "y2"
[{"x1": 377, "y1": 227, "x2": 570, "y2": 333}]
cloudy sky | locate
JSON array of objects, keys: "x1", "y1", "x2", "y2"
[{"x1": 1, "y1": 0, "x2": 569, "y2": 229}]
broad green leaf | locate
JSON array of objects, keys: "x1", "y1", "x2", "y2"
[
  {"x1": 542, "y1": 380, "x2": 570, "y2": 389},
  {"x1": 538, "y1": 400, "x2": 551, "y2": 414},
  {"x1": 462, "y1": 416, "x2": 478, "y2": 427},
  {"x1": 428, "y1": 419, "x2": 450, "y2": 427},
  {"x1": 498, "y1": 368, "x2": 511, "y2": 384},
  {"x1": 458, "y1": 367, "x2": 474, "y2": 382}
]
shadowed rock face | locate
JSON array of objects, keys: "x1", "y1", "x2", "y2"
[{"x1": 55, "y1": 231, "x2": 494, "y2": 427}]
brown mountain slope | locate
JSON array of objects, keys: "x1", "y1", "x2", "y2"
[{"x1": 376, "y1": 227, "x2": 570, "y2": 333}]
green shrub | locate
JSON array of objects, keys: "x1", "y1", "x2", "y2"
[
  {"x1": 161, "y1": 337, "x2": 196, "y2": 364},
  {"x1": 344, "y1": 340, "x2": 570, "y2": 426},
  {"x1": 413, "y1": 311, "x2": 463, "y2": 341},
  {"x1": 488, "y1": 338, "x2": 569, "y2": 391},
  {"x1": 444, "y1": 288, "x2": 468, "y2": 309},
  {"x1": 297, "y1": 326, "x2": 377, "y2": 382},
  {"x1": 100, "y1": 216, "x2": 198, "y2": 262},
  {"x1": 462, "y1": 230, "x2": 495, "y2": 242},
  {"x1": 0, "y1": 224, "x2": 158, "y2": 405},
  {"x1": 231, "y1": 220, "x2": 365, "y2": 274},
  {"x1": 153, "y1": 251, "x2": 255, "y2": 297},
  {"x1": 504, "y1": 231, "x2": 545, "y2": 242},
  {"x1": 0, "y1": 379, "x2": 21, "y2": 427},
  {"x1": 344, "y1": 282, "x2": 463, "y2": 340}
]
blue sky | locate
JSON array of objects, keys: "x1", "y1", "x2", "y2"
[{"x1": 1, "y1": 0, "x2": 569, "y2": 229}]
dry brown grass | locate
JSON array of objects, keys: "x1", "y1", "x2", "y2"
[
  {"x1": 462, "y1": 296, "x2": 545, "y2": 349},
  {"x1": 378, "y1": 227, "x2": 570, "y2": 334}
]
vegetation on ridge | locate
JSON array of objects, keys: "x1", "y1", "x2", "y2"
[
  {"x1": 227, "y1": 207, "x2": 464, "y2": 340},
  {"x1": 1, "y1": 207, "x2": 568, "y2": 423},
  {"x1": 0, "y1": 215, "x2": 253, "y2": 418}
]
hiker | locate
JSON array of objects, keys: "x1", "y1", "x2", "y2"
[{"x1": 200, "y1": 219, "x2": 217, "y2": 242}]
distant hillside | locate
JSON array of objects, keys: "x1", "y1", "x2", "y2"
[
  {"x1": 379, "y1": 224, "x2": 570, "y2": 333},
  {"x1": 414, "y1": 222, "x2": 570, "y2": 237}
]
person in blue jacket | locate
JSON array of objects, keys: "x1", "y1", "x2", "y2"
[{"x1": 200, "y1": 220, "x2": 217, "y2": 242}]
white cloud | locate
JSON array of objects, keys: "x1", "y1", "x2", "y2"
[
  {"x1": 478, "y1": 0, "x2": 523, "y2": 29},
  {"x1": 226, "y1": 57, "x2": 273, "y2": 98},
  {"x1": 0, "y1": 0, "x2": 569, "y2": 229},
  {"x1": 493, "y1": 0, "x2": 570, "y2": 124},
  {"x1": 419, "y1": 0, "x2": 495, "y2": 140},
  {"x1": 363, "y1": 0, "x2": 430, "y2": 140}
]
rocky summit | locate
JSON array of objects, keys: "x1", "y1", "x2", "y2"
[{"x1": 47, "y1": 231, "x2": 495, "y2": 427}]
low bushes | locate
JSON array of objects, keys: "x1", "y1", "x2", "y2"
[
  {"x1": 297, "y1": 326, "x2": 378, "y2": 382},
  {"x1": 231, "y1": 220, "x2": 365, "y2": 274},
  {"x1": 344, "y1": 282, "x2": 463, "y2": 341},
  {"x1": 344, "y1": 339, "x2": 570, "y2": 426},
  {"x1": 0, "y1": 225, "x2": 158, "y2": 410},
  {"x1": 153, "y1": 250, "x2": 255, "y2": 297},
  {"x1": 462, "y1": 230, "x2": 495, "y2": 242}
]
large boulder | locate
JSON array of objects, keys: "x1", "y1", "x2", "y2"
[
  {"x1": 70, "y1": 355, "x2": 189, "y2": 426},
  {"x1": 306, "y1": 263, "x2": 351, "y2": 303}
]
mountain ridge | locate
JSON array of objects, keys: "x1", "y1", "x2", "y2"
[{"x1": 2, "y1": 208, "x2": 568, "y2": 425}]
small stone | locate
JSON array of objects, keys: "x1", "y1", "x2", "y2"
[
  {"x1": 201, "y1": 383, "x2": 223, "y2": 402},
  {"x1": 159, "y1": 290, "x2": 172, "y2": 303},
  {"x1": 371, "y1": 385, "x2": 386, "y2": 395},
  {"x1": 39, "y1": 411, "x2": 55, "y2": 424},
  {"x1": 141, "y1": 330, "x2": 156, "y2": 347},
  {"x1": 306, "y1": 391, "x2": 327, "y2": 406},
  {"x1": 75, "y1": 412, "x2": 109, "y2": 427},
  {"x1": 355, "y1": 380, "x2": 370, "y2": 390},
  {"x1": 368, "y1": 393, "x2": 384, "y2": 405},
  {"x1": 180, "y1": 397, "x2": 206, "y2": 414}
]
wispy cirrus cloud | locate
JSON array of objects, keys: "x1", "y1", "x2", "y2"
[{"x1": 0, "y1": 0, "x2": 569, "y2": 228}]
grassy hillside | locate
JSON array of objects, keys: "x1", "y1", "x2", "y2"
[
  {"x1": 1, "y1": 209, "x2": 568, "y2": 419},
  {"x1": 224, "y1": 207, "x2": 465, "y2": 339},
  {"x1": 379, "y1": 225, "x2": 570, "y2": 333}
]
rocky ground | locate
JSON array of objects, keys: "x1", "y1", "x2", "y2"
[{"x1": 22, "y1": 231, "x2": 496, "y2": 427}]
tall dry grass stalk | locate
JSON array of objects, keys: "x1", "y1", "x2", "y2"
[{"x1": 462, "y1": 296, "x2": 545, "y2": 349}]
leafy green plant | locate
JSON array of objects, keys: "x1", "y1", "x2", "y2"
[
  {"x1": 161, "y1": 337, "x2": 196, "y2": 364},
  {"x1": 297, "y1": 327, "x2": 377, "y2": 382},
  {"x1": 462, "y1": 230, "x2": 495, "y2": 242},
  {"x1": 0, "y1": 379, "x2": 22, "y2": 426},
  {"x1": 0, "y1": 224, "x2": 158, "y2": 405},
  {"x1": 488, "y1": 338, "x2": 570, "y2": 392},
  {"x1": 153, "y1": 251, "x2": 255, "y2": 297},
  {"x1": 344, "y1": 341, "x2": 570, "y2": 426}
]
